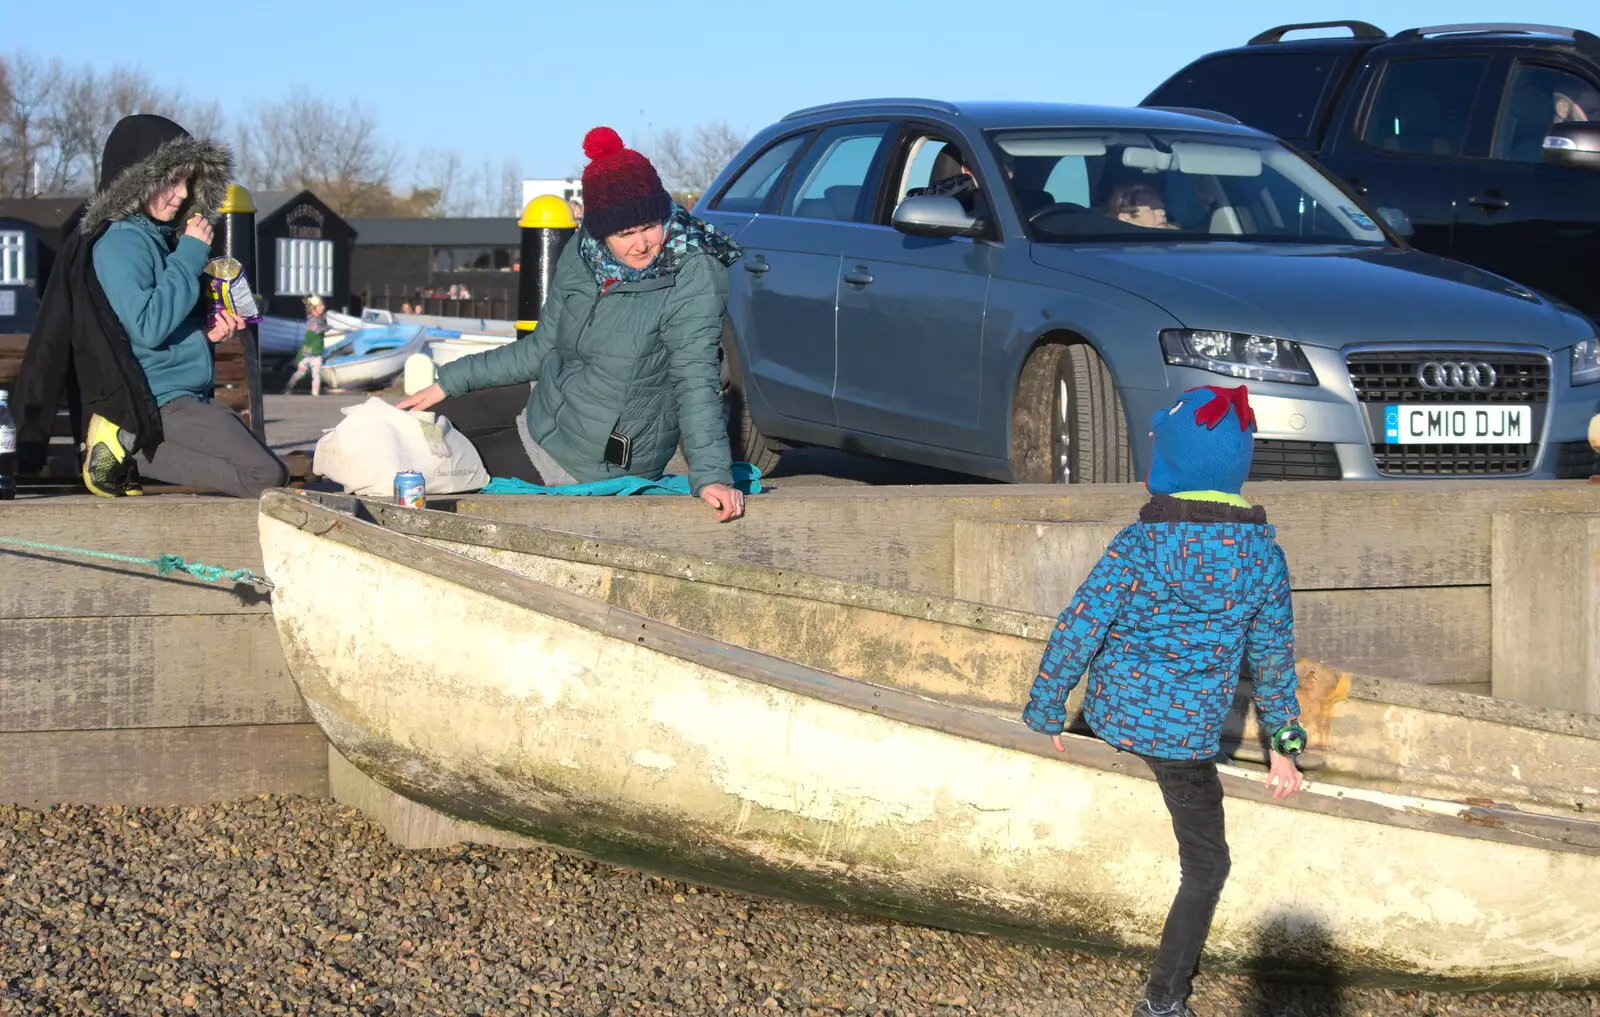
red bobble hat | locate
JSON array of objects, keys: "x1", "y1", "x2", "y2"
[{"x1": 580, "y1": 127, "x2": 671, "y2": 239}]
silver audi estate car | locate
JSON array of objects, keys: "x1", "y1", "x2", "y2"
[{"x1": 697, "y1": 99, "x2": 1600, "y2": 483}]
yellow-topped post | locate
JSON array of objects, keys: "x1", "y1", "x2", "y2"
[
  {"x1": 517, "y1": 195, "x2": 578, "y2": 338},
  {"x1": 213, "y1": 183, "x2": 264, "y2": 439}
]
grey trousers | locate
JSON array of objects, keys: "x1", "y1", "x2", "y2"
[{"x1": 139, "y1": 396, "x2": 288, "y2": 499}]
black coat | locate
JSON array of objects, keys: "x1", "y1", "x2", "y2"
[
  {"x1": 12, "y1": 219, "x2": 164, "y2": 474},
  {"x1": 11, "y1": 114, "x2": 231, "y2": 475}
]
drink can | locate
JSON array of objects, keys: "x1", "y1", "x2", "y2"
[{"x1": 394, "y1": 470, "x2": 426, "y2": 508}]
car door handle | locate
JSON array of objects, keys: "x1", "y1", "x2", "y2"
[
  {"x1": 842, "y1": 269, "x2": 874, "y2": 286},
  {"x1": 1468, "y1": 193, "x2": 1510, "y2": 211},
  {"x1": 744, "y1": 259, "x2": 770, "y2": 274}
]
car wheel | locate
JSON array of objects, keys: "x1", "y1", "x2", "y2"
[
  {"x1": 1011, "y1": 342, "x2": 1132, "y2": 484},
  {"x1": 720, "y1": 326, "x2": 782, "y2": 475}
]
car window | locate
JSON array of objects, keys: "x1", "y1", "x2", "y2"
[
  {"x1": 888, "y1": 132, "x2": 992, "y2": 225},
  {"x1": 991, "y1": 129, "x2": 1391, "y2": 246},
  {"x1": 1146, "y1": 52, "x2": 1342, "y2": 141},
  {"x1": 780, "y1": 121, "x2": 892, "y2": 223},
  {"x1": 713, "y1": 133, "x2": 810, "y2": 214},
  {"x1": 1493, "y1": 63, "x2": 1600, "y2": 163},
  {"x1": 1360, "y1": 57, "x2": 1488, "y2": 157}
]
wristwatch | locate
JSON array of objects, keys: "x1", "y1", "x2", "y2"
[{"x1": 1271, "y1": 721, "x2": 1308, "y2": 757}]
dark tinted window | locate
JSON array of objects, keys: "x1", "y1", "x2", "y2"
[
  {"x1": 1147, "y1": 53, "x2": 1341, "y2": 140},
  {"x1": 1493, "y1": 63, "x2": 1600, "y2": 162},
  {"x1": 1361, "y1": 57, "x2": 1488, "y2": 157},
  {"x1": 779, "y1": 121, "x2": 892, "y2": 223},
  {"x1": 712, "y1": 133, "x2": 809, "y2": 214}
]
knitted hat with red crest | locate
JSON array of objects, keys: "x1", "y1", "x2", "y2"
[
  {"x1": 1146, "y1": 385, "x2": 1258, "y2": 496},
  {"x1": 580, "y1": 126, "x2": 671, "y2": 240}
]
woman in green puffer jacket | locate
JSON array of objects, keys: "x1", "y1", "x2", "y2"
[{"x1": 400, "y1": 127, "x2": 745, "y2": 521}]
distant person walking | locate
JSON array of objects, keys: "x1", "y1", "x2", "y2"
[
  {"x1": 283, "y1": 295, "x2": 328, "y2": 396},
  {"x1": 399, "y1": 127, "x2": 746, "y2": 521},
  {"x1": 12, "y1": 113, "x2": 286, "y2": 498}
]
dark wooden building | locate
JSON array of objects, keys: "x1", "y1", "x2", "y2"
[
  {"x1": 347, "y1": 216, "x2": 521, "y2": 319},
  {"x1": 0, "y1": 217, "x2": 43, "y2": 335},
  {"x1": 253, "y1": 190, "x2": 358, "y2": 318}
]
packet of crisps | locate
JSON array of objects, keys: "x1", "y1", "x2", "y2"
[{"x1": 203, "y1": 256, "x2": 263, "y2": 323}]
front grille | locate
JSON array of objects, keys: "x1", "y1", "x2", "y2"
[
  {"x1": 1346, "y1": 351, "x2": 1549, "y2": 404},
  {"x1": 1249, "y1": 440, "x2": 1341, "y2": 480},
  {"x1": 1370, "y1": 443, "x2": 1536, "y2": 476},
  {"x1": 1556, "y1": 441, "x2": 1600, "y2": 479}
]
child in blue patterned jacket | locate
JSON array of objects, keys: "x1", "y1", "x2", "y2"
[{"x1": 1022, "y1": 384, "x2": 1306, "y2": 1017}]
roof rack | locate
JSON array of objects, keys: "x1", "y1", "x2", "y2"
[
  {"x1": 1248, "y1": 21, "x2": 1386, "y2": 46},
  {"x1": 1392, "y1": 23, "x2": 1600, "y2": 47},
  {"x1": 1143, "y1": 106, "x2": 1245, "y2": 126},
  {"x1": 781, "y1": 98, "x2": 960, "y2": 122}
]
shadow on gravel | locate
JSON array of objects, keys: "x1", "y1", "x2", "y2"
[{"x1": 1243, "y1": 914, "x2": 1350, "y2": 1017}]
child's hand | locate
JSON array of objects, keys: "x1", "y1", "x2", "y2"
[
  {"x1": 1267, "y1": 750, "x2": 1304, "y2": 799},
  {"x1": 1051, "y1": 734, "x2": 1065, "y2": 752},
  {"x1": 206, "y1": 308, "x2": 243, "y2": 342}
]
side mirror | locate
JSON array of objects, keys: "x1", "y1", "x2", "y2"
[
  {"x1": 1542, "y1": 121, "x2": 1600, "y2": 170},
  {"x1": 892, "y1": 195, "x2": 984, "y2": 239},
  {"x1": 1377, "y1": 206, "x2": 1414, "y2": 237}
]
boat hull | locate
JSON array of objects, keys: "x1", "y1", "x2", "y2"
[{"x1": 260, "y1": 501, "x2": 1600, "y2": 989}]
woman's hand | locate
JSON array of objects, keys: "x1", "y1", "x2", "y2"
[
  {"x1": 185, "y1": 214, "x2": 214, "y2": 246},
  {"x1": 205, "y1": 308, "x2": 243, "y2": 342},
  {"x1": 1267, "y1": 750, "x2": 1304, "y2": 799},
  {"x1": 698, "y1": 482, "x2": 745, "y2": 522},
  {"x1": 397, "y1": 383, "x2": 447, "y2": 412}
]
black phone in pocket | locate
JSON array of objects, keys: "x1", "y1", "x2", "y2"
[{"x1": 604, "y1": 430, "x2": 632, "y2": 469}]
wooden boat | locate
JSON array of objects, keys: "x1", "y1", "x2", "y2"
[{"x1": 260, "y1": 491, "x2": 1600, "y2": 989}]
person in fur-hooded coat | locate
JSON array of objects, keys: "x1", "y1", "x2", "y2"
[{"x1": 13, "y1": 113, "x2": 286, "y2": 497}]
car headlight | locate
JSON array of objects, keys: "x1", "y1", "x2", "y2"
[
  {"x1": 1572, "y1": 337, "x2": 1600, "y2": 386},
  {"x1": 1159, "y1": 329, "x2": 1317, "y2": 385}
]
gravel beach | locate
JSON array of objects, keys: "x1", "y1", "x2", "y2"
[{"x1": 1, "y1": 797, "x2": 1594, "y2": 1017}]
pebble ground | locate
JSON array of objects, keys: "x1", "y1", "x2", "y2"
[{"x1": 1, "y1": 797, "x2": 1594, "y2": 1017}]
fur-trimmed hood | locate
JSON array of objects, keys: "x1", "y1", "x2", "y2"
[{"x1": 80, "y1": 115, "x2": 232, "y2": 236}]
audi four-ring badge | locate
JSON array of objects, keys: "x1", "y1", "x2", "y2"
[
  {"x1": 1417, "y1": 361, "x2": 1499, "y2": 392},
  {"x1": 700, "y1": 100, "x2": 1600, "y2": 482}
]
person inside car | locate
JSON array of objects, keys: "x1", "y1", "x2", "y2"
[
  {"x1": 1554, "y1": 90, "x2": 1591, "y2": 123},
  {"x1": 1106, "y1": 182, "x2": 1179, "y2": 230}
]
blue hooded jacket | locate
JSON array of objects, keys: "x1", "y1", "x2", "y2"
[{"x1": 1022, "y1": 385, "x2": 1300, "y2": 761}]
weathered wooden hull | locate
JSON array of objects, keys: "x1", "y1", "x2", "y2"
[{"x1": 261, "y1": 492, "x2": 1600, "y2": 988}]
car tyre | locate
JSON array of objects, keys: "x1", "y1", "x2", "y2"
[
  {"x1": 1011, "y1": 342, "x2": 1132, "y2": 484},
  {"x1": 720, "y1": 326, "x2": 782, "y2": 476}
]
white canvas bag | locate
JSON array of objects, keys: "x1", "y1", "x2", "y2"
[{"x1": 312, "y1": 396, "x2": 489, "y2": 496}]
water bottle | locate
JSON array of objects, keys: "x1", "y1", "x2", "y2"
[{"x1": 0, "y1": 389, "x2": 15, "y2": 500}]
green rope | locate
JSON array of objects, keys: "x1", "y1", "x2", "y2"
[{"x1": 0, "y1": 536, "x2": 274, "y2": 589}]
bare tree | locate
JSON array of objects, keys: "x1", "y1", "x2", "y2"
[
  {"x1": 239, "y1": 86, "x2": 400, "y2": 217},
  {"x1": 646, "y1": 120, "x2": 747, "y2": 202},
  {"x1": 0, "y1": 52, "x2": 64, "y2": 197},
  {"x1": 414, "y1": 147, "x2": 466, "y2": 217}
]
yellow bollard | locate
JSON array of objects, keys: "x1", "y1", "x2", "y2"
[{"x1": 516, "y1": 196, "x2": 578, "y2": 338}]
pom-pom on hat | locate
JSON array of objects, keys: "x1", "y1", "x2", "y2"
[
  {"x1": 1147, "y1": 385, "x2": 1258, "y2": 496},
  {"x1": 580, "y1": 126, "x2": 671, "y2": 240}
]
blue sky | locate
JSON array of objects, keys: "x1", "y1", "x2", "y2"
[{"x1": 11, "y1": 0, "x2": 1596, "y2": 183}]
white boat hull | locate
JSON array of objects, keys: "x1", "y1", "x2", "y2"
[{"x1": 259, "y1": 494, "x2": 1600, "y2": 989}]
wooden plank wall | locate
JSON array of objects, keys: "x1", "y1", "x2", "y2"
[
  {"x1": 445, "y1": 480, "x2": 1600, "y2": 697},
  {"x1": 0, "y1": 498, "x2": 326, "y2": 806},
  {"x1": 4, "y1": 480, "x2": 1600, "y2": 806}
]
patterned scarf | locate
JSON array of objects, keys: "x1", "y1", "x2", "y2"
[{"x1": 579, "y1": 202, "x2": 742, "y2": 294}]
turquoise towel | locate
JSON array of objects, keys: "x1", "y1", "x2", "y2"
[{"x1": 480, "y1": 462, "x2": 763, "y2": 496}]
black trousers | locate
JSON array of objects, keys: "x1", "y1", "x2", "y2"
[
  {"x1": 1142, "y1": 756, "x2": 1231, "y2": 1007},
  {"x1": 432, "y1": 384, "x2": 544, "y2": 484}
]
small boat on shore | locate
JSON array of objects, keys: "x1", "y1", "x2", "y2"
[{"x1": 260, "y1": 491, "x2": 1600, "y2": 989}]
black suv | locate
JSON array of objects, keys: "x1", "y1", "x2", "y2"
[{"x1": 1144, "y1": 22, "x2": 1600, "y2": 321}]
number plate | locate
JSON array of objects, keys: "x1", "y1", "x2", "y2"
[{"x1": 1384, "y1": 405, "x2": 1530, "y2": 445}]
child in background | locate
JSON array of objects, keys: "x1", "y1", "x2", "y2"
[
  {"x1": 1021, "y1": 384, "x2": 1307, "y2": 1017},
  {"x1": 283, "y1": 295, "x2": 327, "y2": 396}
]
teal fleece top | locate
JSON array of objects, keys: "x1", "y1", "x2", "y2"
[{"x1": 92, "y1": 215, "x2": 214, "y2": 407}]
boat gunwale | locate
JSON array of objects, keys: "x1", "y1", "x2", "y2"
[
  {"x1": 260, "y1": 490, "x2": 1600, "y2": 858},
  {"x1": 294, "y1": 491, "x2": 1600, "y2": 744}
]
